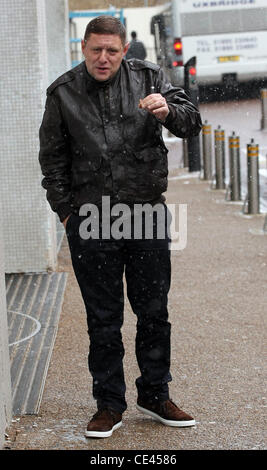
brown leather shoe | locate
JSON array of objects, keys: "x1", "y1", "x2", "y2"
[
  {"x1": 137, "y1": 398, "x2": 195, "y2": 427},
  {"x1": 85, "y1": 409, "x2": 122, "y2": 438}
]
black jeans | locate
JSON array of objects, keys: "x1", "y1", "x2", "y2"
[{"x1": 66, "y1": 207, "x2": 172, "y2": 414}]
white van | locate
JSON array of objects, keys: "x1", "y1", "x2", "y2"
[{"x1": 151, "y1": 0, "x2": 267, "y2": 87}]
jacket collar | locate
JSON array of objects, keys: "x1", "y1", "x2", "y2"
[{"x1": 82, "y1": 61, "x2": 121, "y2": 92}]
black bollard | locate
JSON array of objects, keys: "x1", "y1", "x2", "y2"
[
  {"x1": 184, "y1": 57, "x2": 201, "y2": 172},
  {"x1": 261, "y1": 89, "x2": 267, "y2": 130}
]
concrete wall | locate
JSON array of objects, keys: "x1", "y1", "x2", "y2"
[
  {"x1": 45, "y1": 0, "x2": 72, "y2": 84},
  {"x1": 0, "y1": 0, "x2": 70, "y2": 445},
  {"x1": 0, "y1": 204, "x2": 12, "y2": 449},
  {"x1": 0, "y1": 0, "x2": 70, "y2": 273}
]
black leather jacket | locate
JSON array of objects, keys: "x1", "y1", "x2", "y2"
[{"x1": 39, "y1": 59, "x2": 202, "y2": 221}]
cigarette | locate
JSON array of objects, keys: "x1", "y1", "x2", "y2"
[{"x1": 138, "y1": 99, "x2": 144, "y2": 109}]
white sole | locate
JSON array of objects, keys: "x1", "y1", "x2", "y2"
[
  {"x1": 85, "y1": 420, "x2": 122, "y2": 438},
  {"x1": 136, "y1": 404, "x2": 196, "y2": 427}
]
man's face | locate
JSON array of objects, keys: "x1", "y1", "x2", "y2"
[{"x1": 81, "y1": 33, "x2": 129, "y2": 81}]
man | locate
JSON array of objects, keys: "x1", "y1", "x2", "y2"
[
  {"x1": 126, "y1": 31, "x2": 147, "y2": 61},
  {"x1": 39, "y1": 16, "x2": 202, "y2": 438}
]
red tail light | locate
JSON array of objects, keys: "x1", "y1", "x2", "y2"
[
  {"x1": 173, "y1": 38, "x2": 182, "y2": 55},
  {"x1": 173, "y1": 60, "x2": 184, "y2": 67},
  {"x1": 189, "y1": 66, "x2": 196, "y2": 76}
]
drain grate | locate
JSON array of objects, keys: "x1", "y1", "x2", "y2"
[{"x1": 6, "y1": 271, "x2": 67, "y2": 415}]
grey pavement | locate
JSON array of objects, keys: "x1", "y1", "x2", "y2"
[{"x1": 4, "y1": 167, "x2": 267, "y2": 451}]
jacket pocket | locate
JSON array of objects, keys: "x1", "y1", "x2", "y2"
[
  {"x1": 134, "y1": 145, "x2": 167, "y2": 162},
  {"x1": 71, "y1": 154, "x2": 102, "y2": 188},
  {"x1": 134, "y1": 146, "x2": 168, "y2": 178},
  {"x1": 125, "y1": 146, "x2": 168, "y2": 200}
]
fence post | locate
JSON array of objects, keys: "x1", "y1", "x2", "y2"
[
  {"x1": 214, "y1": 126, "x2": 225, "y2": 189},
  {"x1": 202, "y1": 121, "x2": 212, "y2": 180}
]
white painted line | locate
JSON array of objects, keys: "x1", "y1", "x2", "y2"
[
  {"x1": 169, "y1": 172, "x2": 200, "y2": 181},
  {"x1": 8, "y1": 310, "x2": 41, "y2": 347}
]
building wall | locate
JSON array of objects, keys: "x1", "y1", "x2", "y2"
[
  {"x1": 46, "y1": 0, "x2": 72, "y2": 84},
  {"x1": 0, "y1": 0, "x2": 70, "y2": 273},
  {"x1": 0, "y1": 204, "x2": 12, "y2": 449}
]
